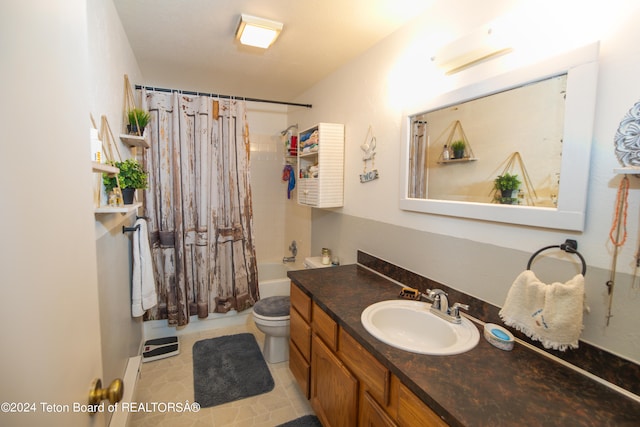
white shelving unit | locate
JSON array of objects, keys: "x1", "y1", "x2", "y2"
[{"x1": 297, "y1": 123, "x2": 344, "y2": 208}]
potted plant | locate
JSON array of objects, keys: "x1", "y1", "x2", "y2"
[
  {"x1": 494, "y1": 172, "x2": 521, "y2": 204},
  {"x1": 127, "y1": 108, "x2": 150, "y2": 135},
  {"x1": 451, "y1": 140, "x2": 466, "y2": 159},
  {"x1": 103, "y1": 158, "x2": 148, "y2": 205}
]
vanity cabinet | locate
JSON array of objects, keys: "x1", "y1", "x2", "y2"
[
  {"x1": 289, "y1": 283, "x2": 312, "y2": 398},
  {"x1": 297, "y1": 123, "x2": 344, "y2": 208},
  {"x1": 311, "y1": 334, "x2": 358, "y2": 427},
  {"x1": 289, "y1": 282, "x2": 448, "y2": 427}
]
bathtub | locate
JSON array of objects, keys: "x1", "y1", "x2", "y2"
[
  {"x1": 144, "y1": 261, "x2": 301, "y2": 340},
  {"x1": 258, "y1": 262, "x2": 298, "y2": 298}
]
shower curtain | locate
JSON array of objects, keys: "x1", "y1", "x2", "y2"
[{"x1": 141, "y1": 91, "x2": 258, "y2": 326}]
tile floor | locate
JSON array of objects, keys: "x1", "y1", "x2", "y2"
[{"x1": 128, "y1": 318, "x2": 315, "y2": 427}]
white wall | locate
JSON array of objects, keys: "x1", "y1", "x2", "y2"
[
  {"x1": 246, "y1": 103, "x2": 293, "y2": 263},
  {"x1": 291, "y1": 0, "x2": 640, "y2": 269},
  {"x1": 0, "y1": 0, "x2": 105, "y2": 425},
  {"x1": 289, "y1": 0, "x2": 640, "y2": 362},
  {"x1": 87, "y1": 0, "x2": 145, "y2": 403}
]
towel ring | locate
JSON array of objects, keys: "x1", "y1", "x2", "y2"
[{"x1": 527, "y1": 239, "x2": 587, "y2": 276}]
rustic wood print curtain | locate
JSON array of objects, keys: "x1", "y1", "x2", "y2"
[{"x1": 141, "y1": 91, "x2": 258, "y2": 326}]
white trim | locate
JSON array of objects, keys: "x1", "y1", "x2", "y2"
[{"x1": 108, "y1": 356, "x2": 142, "y2": 427}]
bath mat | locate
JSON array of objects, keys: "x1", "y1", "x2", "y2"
[
  {"x1": 276, "y1": 415, "x2": 322, "y2": 427},
  {"x1": 193, "y1": 333, "x2": 274, "y2": 408}
]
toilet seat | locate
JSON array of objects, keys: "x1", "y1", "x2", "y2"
[
  {"x1": 253, "y1": 296, "x2": 290, "y2": 322},
  {"x1": 252, "y1": 296, "x2": 291, "y2": 363}
]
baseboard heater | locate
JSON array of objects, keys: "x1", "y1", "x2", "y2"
[{"x1": 142, "y1": 336, "x2": 179, "y2": 362}]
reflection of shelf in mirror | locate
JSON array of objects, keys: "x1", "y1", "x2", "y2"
[
  {"x1": 437, "y1": 158, "x2": 478, "y2": 164},
  {"x1": 95, "y1": 202, "x2": 142, "y2": 215},
  {"x1": 614, "y1": 166, "x2": 640, "y2": 175},
  {"x1": 299, "y1": 151, "x2": 318, "y2": 158},
  {"x1": 119, "y1": 133, "x2": 150, "y2": 148},
  {"x1": 92, "y1": 162, "x2": 119, "y2": 174}
]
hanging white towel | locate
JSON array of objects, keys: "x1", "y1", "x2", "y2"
[
  {"x1": 499, "y1": 270, "x2": 586, "y2": 351},
  {"x1": 132, "y1": 218, "x2": 157, "y2": 317}
]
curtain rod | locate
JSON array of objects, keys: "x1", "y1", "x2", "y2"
[{"x1": 135, "y1": 85, "x2": 312, "y2": 109}]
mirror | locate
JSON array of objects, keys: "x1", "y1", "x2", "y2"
[{"x1": 400, "y1": 43, "x2": 599, "y2": 231}]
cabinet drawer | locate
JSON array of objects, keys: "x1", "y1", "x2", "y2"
[
  {"x1": 289, "y1": 341, "x2": 310, "y2": 399},
  {"x1": 338, "y1": 327, "x2": 390, "y2": 406},
  {"x1": 290, "y1": 282, "x2": 311, "y2": 322},
  {"x1": 360, "y1": 391, "x2": 398, "y2": 427},
  {"x1": 290, "y1": 307, "x2": 311, "y2": 361},
  {"x1": 398, "y1": 383, "x2": 448, "y2": 427},
  {"x1": 312, "y1": 302, "x2": 338, "y2": 351}
]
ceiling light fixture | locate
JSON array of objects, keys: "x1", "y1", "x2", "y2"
[
  {"x1": 235, "y1": 14, "x2": 283, "y2": 49},
  {"x1": 431, "y1": 26, "x2": 512, "y2": 75}
]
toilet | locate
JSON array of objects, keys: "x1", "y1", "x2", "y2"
[
  {"x1": 253, "y1": 257, "x2": 332, "y2": 363},
  {"x1": 252, "y1": 296, "x2": 291, "y2": 363}
]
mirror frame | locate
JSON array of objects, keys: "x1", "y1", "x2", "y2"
[{"x1": 400, "y1": 43, "x2": 599, "y2": 231}]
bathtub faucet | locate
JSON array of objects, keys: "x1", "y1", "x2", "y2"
[{"x1": 283, "y1": 240, "x2": 297, "y2": 263}]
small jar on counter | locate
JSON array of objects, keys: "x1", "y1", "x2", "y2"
[{"x1": 321, "y1": 248, "x2": 331, "y2": 265}]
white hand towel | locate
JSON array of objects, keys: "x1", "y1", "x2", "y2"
[
  {"x1": 132, "y1": 218, "x2": 157, "y2": 317},
  {"x1": 499, "y1": 270, "x2": 586, "y2": 351}
]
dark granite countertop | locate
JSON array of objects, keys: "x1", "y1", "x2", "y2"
[{"x1": 288, "y1": 264, "x2": 640, "y2": 427}]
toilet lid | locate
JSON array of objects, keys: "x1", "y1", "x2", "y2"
[{"x1": 253, "y1": 296, "x2": 290, "y2": 318}]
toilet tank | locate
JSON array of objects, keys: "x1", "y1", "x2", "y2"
[{"x1": 304, "y1": 257, "x2": 332, "y2": 269}]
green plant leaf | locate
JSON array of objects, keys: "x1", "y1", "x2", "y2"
[{"x1": 102, "y1": 158, "x2": 148, "y2": 192}]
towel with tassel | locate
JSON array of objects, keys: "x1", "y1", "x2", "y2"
[
  {"x1": 282, "y1": 164, "x2": 296, "y2": 199},
  {"x1": 132, "y1": 218, "x2": 157, "y2": 317},
  {"x1": 499, "y1": 270, "x2": 586, "y2": 351}
]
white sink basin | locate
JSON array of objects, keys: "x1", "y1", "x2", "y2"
[{"x1": 361, "y1": 300, "x2": 480, "y2": 355}]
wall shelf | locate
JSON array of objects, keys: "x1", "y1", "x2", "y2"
[
  {"x1": 437, "y1": 157, "x2": 478, "y2": 165},
  {"x1": 119, "y1": 133, "x2": 150, "y2": 148},
  {"x1": 614, "y1": 166, "x2": 640, "y2": 175},
  {"x1": 92, "y1": 162, "x2": 119, "y2": 174},
  {"x1": 94, "y1": 202, "x2": 142, "y2": 215}
]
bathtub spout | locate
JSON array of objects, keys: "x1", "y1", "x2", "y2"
[{"x1": 282, "y1": 256, "x2": 296, "y2": 263}]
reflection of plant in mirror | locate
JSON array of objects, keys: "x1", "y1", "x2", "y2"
[
  {"x1": 494, "y1": 173, "x2": 521, "y2": 191},
  {"x1": 451, "y1": 140, "x2": 465, "y2": 152},
  {"x1": 451, "y1": 140, "x2": 466, "y2": 159},
  {"x1": 494, "y1": 173, "x2": 521, "y2": 204}
]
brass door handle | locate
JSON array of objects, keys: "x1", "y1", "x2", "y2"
[{"x1": 88, "y1": 378, "x2": 123, "y2": 411}]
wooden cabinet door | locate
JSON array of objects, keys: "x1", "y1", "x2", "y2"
[
  {"x1": 360, "y1": 391, "x2": 398, "y2": 427},
  {"x1": 398, "y1": 383, "x2": 448, "y2": 427},
  {"x1": 311, "y1": 334, "x2": 358, "y2": 427}
]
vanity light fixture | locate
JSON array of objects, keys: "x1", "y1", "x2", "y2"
[
  {"x1": 235, "y1": 14, "x2": 283, "y2": 49},
  {"x1": 431, "y1": 26, "x2": 512, "y2": 75}
]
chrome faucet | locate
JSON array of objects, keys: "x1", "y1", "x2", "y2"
[
  {"x1": 283, "y1": 240, "x2": 297, "y2": 263},
  {"x1": 424, "y1": 289, "x2": 469, "y2": 324}
]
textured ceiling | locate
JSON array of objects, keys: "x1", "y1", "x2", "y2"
[{"x1": 113, "y1": 0, "x2": 434, "y2": 103}]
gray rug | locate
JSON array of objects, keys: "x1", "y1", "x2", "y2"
[
  {"x1": 193, "y1": 333, "x2": 274, "y2": 408},
  {"x1": 276, "y1": 415, "x2": 322, "y2": 427}
]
